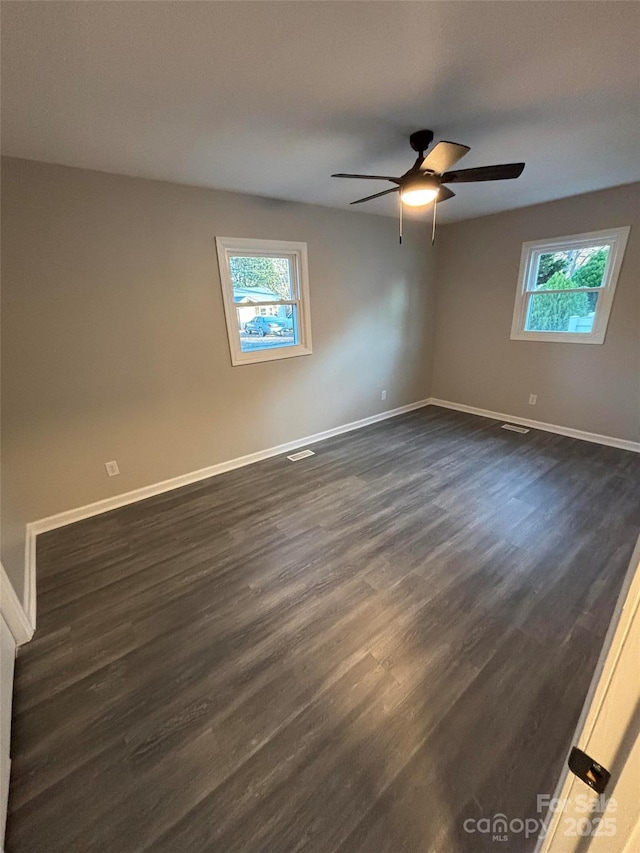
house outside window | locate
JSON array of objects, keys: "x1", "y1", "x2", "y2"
[
  {"x1": 510, "y1": 227, "x2": 629, "y2": 344},
  {"x1": 216, "y1": 237, "x2": 312, "y2": 365}
]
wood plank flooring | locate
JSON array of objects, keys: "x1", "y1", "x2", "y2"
[{"x1": 6, "y1": 406, "x2": 640, "y2": 852}]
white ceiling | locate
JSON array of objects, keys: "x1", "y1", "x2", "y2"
[{"x1": 2, "y1": 1, "x2": 639, "y2": 223}]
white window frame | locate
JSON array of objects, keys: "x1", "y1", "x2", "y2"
[
  {"x1": 510, "y1": 226, "x2": 630, "y2": 345},
  {"x1": 215, "y1": 236, "x2": 312, "y2": 366}
]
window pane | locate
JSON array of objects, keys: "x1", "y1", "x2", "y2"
[
  {"x1": 525, "y1": 291, "x2": 599, "y2": 333},
  {"x1": 532, "y1": 245, "x2": 610, "y2": 291},
  {"x1": 238, "y1": 305, "x2": 298, "y2": 353},
  {"x1": 229, "y1": 255, "x2": 293, "y2": 303}
]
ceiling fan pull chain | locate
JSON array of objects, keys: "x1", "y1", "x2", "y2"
[
  {"x1": 431, "y1": 198, "x2": 437, "y2": 246},
  {"x1": 399, "y1": 193, "x2": 403, "y2": 244}
]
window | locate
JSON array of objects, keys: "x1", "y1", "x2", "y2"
[
  {"x1": 510, "y1": 227, "x2": 629, "y2": 344},
  {"x1": 216, "y1": 237, "x2": 312, "y2": 366}
]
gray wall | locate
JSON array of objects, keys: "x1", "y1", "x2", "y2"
[
  {"x1": 1, "y1": 157, "x2": 436, "y2": 601},
  {"x1": 432, "y1": 183, "x2": 640, "y2": 442}
]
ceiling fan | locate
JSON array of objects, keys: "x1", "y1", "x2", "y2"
[{"x1": 332, "y1": 129, "x2": 524, "y2": 243}]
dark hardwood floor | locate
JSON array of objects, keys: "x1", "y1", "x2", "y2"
[{"x1": 7, "y1": 406, "x2": 640, "y2": 852}]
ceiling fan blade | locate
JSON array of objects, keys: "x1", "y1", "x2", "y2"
[
  {"x1": 332, "y1": 173, "x2": 401, "y2": 183},
  {"x1": 420, "y1": 141, "x2": 470, "y2": 174},
  {"x1": 350, "y1": 187, "x2": 399, "y2": 205},
  {"x1": 441, "y1": 163, "x2": 525, "y2": 183},
  {"x1": 436, "y1": 186, "x2": 455, "y2": 203}
]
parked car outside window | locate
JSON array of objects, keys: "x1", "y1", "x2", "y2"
[{"x1": 244, "y1": 316, "x2": 293, "y2": 337}]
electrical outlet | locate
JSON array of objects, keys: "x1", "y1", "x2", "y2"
[
  {"x1": 381, "y1": 390, "x2": 387, "y2": 401},
  {"x1": 105, "y1": 460, "x2": 120, "y2": 477},
  {"x1": 529, "y1": 394, "x2": 537, "y2": 405}
]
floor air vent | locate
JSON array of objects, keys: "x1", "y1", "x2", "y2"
[
  {"x1": 287, "y1": 449, "x2": 316, "y2": 461},
  {"x1": 501, "y1": 423, "x2": 530, "y2": 434}
]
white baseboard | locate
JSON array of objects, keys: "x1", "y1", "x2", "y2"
[
  {"x1": 427, "y1": 398, "x2": 640, "y2": 453},
  {"x1": 28, "y1": 399, "x2": 431, "y2": 541},
  {"x1": 23, "y1": 530, "x2": 37, "y2": 633},
  {"x1": 0, "y1": 561, "x2": 33, "y2": 646}
]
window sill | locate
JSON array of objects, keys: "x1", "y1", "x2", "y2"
[
  {"x1": 230, "y1": 345, "x2": 313, "y2": 367},
  {"x1": 510, "y1": 331, "x2": 605, "y2": 345}
]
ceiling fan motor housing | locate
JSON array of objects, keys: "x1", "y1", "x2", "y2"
[
  {"x1": 401, "y1": 173, "x2": 440, "y2": 191},
  {"x1": 409, "y1": 129, "x2": 434, "y2": 154}
]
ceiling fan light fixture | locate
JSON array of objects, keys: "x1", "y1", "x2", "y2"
[{"x1": 400, "y1": 176, "x2": 440, "y2": 207}]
